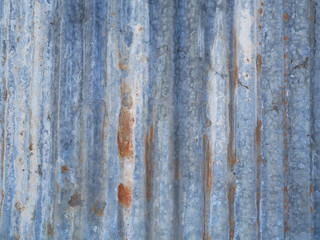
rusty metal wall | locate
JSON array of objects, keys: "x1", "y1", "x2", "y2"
[{"x1": 0, "y1": 0, "x2": 319, "y2": 239}]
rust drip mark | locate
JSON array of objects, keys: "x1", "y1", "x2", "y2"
[
  {"x1": 117, "y1": 83, "x2": 134, "y2": 159},
  {"x1": 61, "y1": 165, "x2": 68, "y2": 173},
  {"x1": 228, "y1": 184, "x2": 236, "y2": 240},
  {"x1": 29, "y1": 141, "x2": 33, "y2": 151},
  {"x1": 283, "y1": 12, "x2": 288, "y2": 22},
  {"x1": 309, "y1": 183, "x2": 313, "y2": 195},
  {"x1": 227, "y1": 145, "x2": 236, "y2": 171},
  {"x1": 202, "y1": 135, "x2": 213, "y2": 193},
  {"x1": 233, "y1": 31, "x2": 238, "y2": 91},
  {"x1": 93, "y1": 200, "x2": 106, "y2": 217},
  {"x1": 118, "y1": 183, "x2": 132, "y2": 208},
  {"x1": 202, "y1": 134, "x2": 213, "y2": 240},
  {"x1": 3, "y1": 90, "x2": 8, "y2": 101},
  {"x1": 145, "y1": 125, "x2": 154, "y2": 201},
  {"x1": 256, "y1": 54, "x2": 262, "y2": 74}
]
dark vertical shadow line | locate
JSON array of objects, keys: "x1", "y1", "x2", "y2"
[
  {"x1": 226, "y1": 1, "x2": 236, "y2": 239},
  {"x1": 309, "y1": 0, "x2": 316, "y2": 237},
  {"x1": 172, "y1": 0, "x2": 182, "y2": 238}
]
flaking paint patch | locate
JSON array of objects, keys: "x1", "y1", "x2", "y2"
[{"x1": 118, "y1": 183, "x2": 132, "y2": 208}]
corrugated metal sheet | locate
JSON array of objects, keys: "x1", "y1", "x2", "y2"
[{"x1": 0, "y1": 0, "x2": 319, "y2": 239}]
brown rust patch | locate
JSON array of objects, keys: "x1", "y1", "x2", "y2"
[
  {"x1": 14, "y1": 201, "x2": 25, "y2": 212},
  {"x1": 283, "y1": 12, "x2": 288, "y2": 22},
  {"x1": 256, "y1": 54, "x2": 262, "y2": 74},
  {"x1": 29, "y1": 141, "x2": 33, "y2": 151},
  {"x1": 145, "y1": 125, "x2": 154, "y2": 201},
  {"x1": 68, "y1": 193, "x2": 82, "y2": 207},
  {"x1": 117, "y1": 83, "x2": 134, "y2": 159},
  {"x1": 258, "y1": 8, "x2": 263, "y2": 15},
  {"x1": 61, "y1": 165, "x2": 68, "y2": 173},
  {"x1": 118, "y1": 62, "x2": 128, "y2": 71},
  {"x1": 93, "y1": 200, "x2": 106, "y2": 216},
  {"x1": 283, "y1": 36, "x2": 288, "y2": 41},
  {"x1": 228, "y1": 184, "x2": 236, "y2": 240},
  {"x1": 118, "y1": 183, "x2": 132, "y2": 208}
]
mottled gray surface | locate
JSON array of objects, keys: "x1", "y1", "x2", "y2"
[{"x1": 0, "y1": 0, "x2": 319, "y2": 239}]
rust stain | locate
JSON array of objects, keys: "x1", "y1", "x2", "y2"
[
  {"x1": 118, "y1": 62, "x2": 128, "y2": 71},
  {"x1": 29, "y1": 141, "x2": 33, "y2": 151},
  {"x1": 61, "y1": 165, "x2": 68, "y2": 173},
  {"x1": 14, "y1": 201, "x2": 25, "y2": 212},
  {"x1": 228, "y1": 184, "x2": 236, "y2": 240},
  {"x1": 3, "y1": 90, "x2": 7, "y2": 101},
  {"x1": 227, "y1": 146, "x2": 236, "y2": 170},
  {"x1": 68, "y1": 193, "x2": 82, "y2": 207},
  {"x1": 118, "y1": 183, "x2": 132, "y2": 208},
  {"x1": 117, "y1": 83, "x2": 134, "y2": 159},
  {"x1": 310, "y1": 183, "x2": 313, "y2": 195},
  {"x1": 258, "y1": 8, "x2": 263, "y2": 15},
  {"x1": 145, "y1": 125, "x2": 154, "y2": 201},
  {"x1": 283, "y1": 12, "x2": 288, "y2": 22},
  {"x1": 93, "y1": 200, "x2": 107, "y2": 216},
  {"x1": 256, "y1": 54, "x2": 262, "y2": 74},
  {"x1": 283, "y1": 36, "x2": 288, "y2": 41}
]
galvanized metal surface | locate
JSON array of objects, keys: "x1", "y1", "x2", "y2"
[{"x1": 0, "y1": 0, "x2": 319, "y2": 239}]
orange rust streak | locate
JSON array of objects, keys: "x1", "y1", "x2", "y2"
[
  {"x1": 118, "y1": 183, "x2": 132, "y2": 208},
  {"x1": 117, "y1": 83, "x2": 134, "y2": 159},
  {"x1": 283, "y1": 12, "x2": 288, "y2": 22}
]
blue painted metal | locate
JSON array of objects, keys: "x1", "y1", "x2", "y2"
[{"x1": 0, "y1": 0, "x2": 319, "y2": 239}]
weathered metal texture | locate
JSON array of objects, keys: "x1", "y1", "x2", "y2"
[{"x1": 0, "y1": 0, "x2": 319, "y2": 239}]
